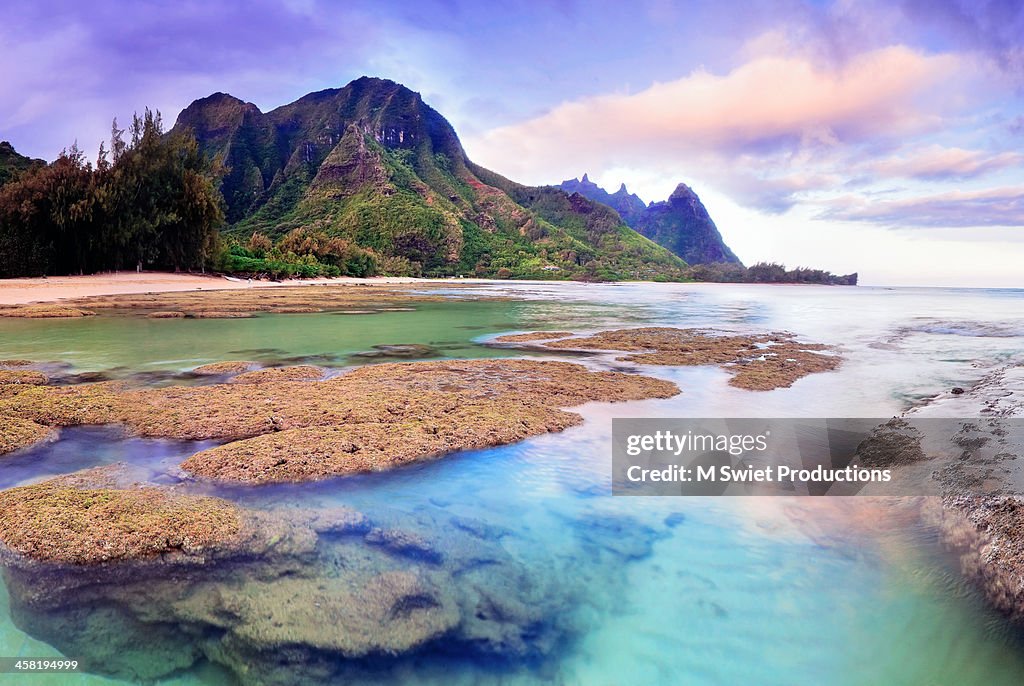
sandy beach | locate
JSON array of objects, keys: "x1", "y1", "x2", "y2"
[{"x1": 0, "y1": 272, "x2": 453, "y2": 305}]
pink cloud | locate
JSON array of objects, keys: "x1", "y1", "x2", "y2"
[
  {"x1": 465, "y1": 45, "x2": 970, "y2": 185},
  {"x1": 864, "y1": 145, "x2": 1024, "y2": 180}
]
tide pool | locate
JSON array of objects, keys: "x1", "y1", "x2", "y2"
[{"x1": 3, "y1": 282, "x2": 1024, "y2": 685}]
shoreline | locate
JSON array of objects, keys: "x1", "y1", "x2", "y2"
[
  {"x1": 0, "y1": 272, "x2": 475, "y2": 306},
  {"x1": 0, "y1": 271, "x2": 871, "y2": 307}
]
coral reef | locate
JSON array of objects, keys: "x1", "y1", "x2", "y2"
[
  {"x1": 351, "y1": 343, "x2": 441, "y2": 360},
  {"x1": 0, "y1": 359, "x2": 678, "y2": 482},
  {"x1": 494, "y1": 331, "x2": 574, "y2": 343},
  {"x1": 0, "y1": 369, "x2": 48, "y2": 385},
  {"x1": 0, "y1": 479, "x2": 241, "y2": 564},
  {"x1": 496, "y1": 327, "x2": 839, "y2": 390}
]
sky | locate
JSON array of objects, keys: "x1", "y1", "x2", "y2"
[{"x1": 1, "y1": 0, "x2": 1022, "y2": 287}]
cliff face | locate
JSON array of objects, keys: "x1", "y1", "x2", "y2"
[
  {"x1": 172, "y1": 78, "x2": 686, "y2": 280},
  {"x1": 558, "y1": 175, "x2": 742, "y2": 266}
]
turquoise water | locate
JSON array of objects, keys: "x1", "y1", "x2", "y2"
[{"x1": 3, "y1": 283, "x2": 1024, "y2": 685}]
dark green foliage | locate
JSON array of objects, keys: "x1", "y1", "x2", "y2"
[
  {"x1": 686, "y1": 261, "x2": 857, "y2": 285},
  {"x1": 0, "y1": 112, "x2": 224, "y2": 277}
]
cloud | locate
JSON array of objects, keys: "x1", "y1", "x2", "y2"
[
  {"x1": 820, "y1": 186, "x2": 1024, "y2": 228},
  {"x1": 862, "y1": 145, "x2": 1024, "y2": 180},
  {"x1": 465, "y1": 45, "x2": 971, "y2": 207}
]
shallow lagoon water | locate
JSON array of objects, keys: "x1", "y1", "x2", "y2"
[{"x1": 3, "y1": 283, "x2": 1024, "y2": 685}]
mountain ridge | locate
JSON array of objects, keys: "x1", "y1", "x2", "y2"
[{"x1": 559, "y1": 174, "x2": 742, "y2": 266}]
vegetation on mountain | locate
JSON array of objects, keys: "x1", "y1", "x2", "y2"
[
  {"x1": 175, "y1": 77, "x2": 687, "y2": 281},
  {"x1": 0, "y1": 78, "x2": 854, "y2": 284},
  {"x1": 632, "y1": 184, "x2": 742, "y2": 265}
]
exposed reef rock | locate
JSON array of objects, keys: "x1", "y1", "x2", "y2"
[
  {"x1": 492, "y1": 331, "x2": 574, "y2": 343},
  {"x1": 191, "y1": 360, "x2": 257, "y2": 376},
  {"x1": 350, "y1": 343, "x2": 441, "y2": 360},
  {"x1": 0, "y1": 480, "x2": 241, "y2": 564},
  {"x1": 494, "y1": 327, "x2": 839, "y2": 390},
  {"x1": 228, "y1": 365, "x2": 325, "y2": 384},
  {"x1": 0, "y1": 417, "x2": 55, "y2": 455},
  {"x1": 0, "y1": 305, "x2": 96, "y2": 318},
  {"x1": 0, "y1": 369, "x2": 48, "y2": 385},
  {"x1": 854, "y1": 418, "x2": 928, "y2": 469},
  {"x1": 874, "y1": 377, "x2": 1024, "y2": 627},
  {"x1": 0, "y1": 359, "x2": 678, "y2": 482}
]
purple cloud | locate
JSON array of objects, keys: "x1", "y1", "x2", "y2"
[{"x1": 819, "y1": 187, "x2": 1024, "y2": 228}]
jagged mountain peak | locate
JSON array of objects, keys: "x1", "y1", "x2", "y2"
[{"x1": 558, "y1": 175, "x2": 740, "y2": 266}]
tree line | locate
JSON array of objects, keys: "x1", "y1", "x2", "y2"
[
  {"x1": 685, "y1": 261, "x2": 858, "y2": 285},
  {"x1": 0, "y1": 110, "x2": 223, "y2": 277}
]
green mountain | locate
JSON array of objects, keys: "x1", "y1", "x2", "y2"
[
  {"x1": 0, "y1": 141, "x2": 44, "y2": 187},
  {"x1": 634, "y1": 184, "x2": 742, "y2": 266},
  {"x1": 172, "y1": 77, "x2": 686, "y2": 280},
  {"x1": 558, "y1": 176, "x2": 742, "y2": 266}
]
